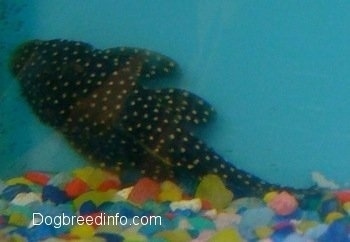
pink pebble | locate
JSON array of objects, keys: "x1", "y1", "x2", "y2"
[
  {"x1": 268, "y1": 191, "x2": 298, "y2": 216},
  {"x1": 215, "y1": 213, "x2": 240, "y2": 229}
]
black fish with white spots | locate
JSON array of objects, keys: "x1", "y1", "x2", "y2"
[{"x1": 9, "y1": 39, "x2": 311, "y2": 197}]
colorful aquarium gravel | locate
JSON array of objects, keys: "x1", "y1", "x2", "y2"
[
  {"x1": 0, "y1": 166, "x2": 349, "y2": 241},
  {"x1": 6, "y1": 39, "x2": 350, "y2": 241}
]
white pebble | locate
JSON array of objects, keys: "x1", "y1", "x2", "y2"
[
  {"x1": 170, "y1": 198, "x2": 201, "y2": 212},
  {"x1": 311, "y1": 171, "x2": 339, "y2": 189},
  {"x1": 203, "y1": 209, "x2": 218, "y2": 219},
  {"x1": 116, "y1": 186, "x2": 133, "y2": 199},
  {"x1": 11, "y1": 192, "x2": 42, "y2": 206}
]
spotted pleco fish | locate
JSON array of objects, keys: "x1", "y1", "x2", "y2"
[{"x1": 9, "y1": 39, "x2": 310, "y2": 197}]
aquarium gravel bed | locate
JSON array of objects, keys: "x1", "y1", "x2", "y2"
[{"x1": 0, "y1": 166, "x2": 349, "y2": 242}]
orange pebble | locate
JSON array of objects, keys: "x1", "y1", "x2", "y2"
[
  {"x1": 128, "y1": 177, "x2": 160, "y2": 204},
  {"x1": 201, "y1": 199, "x2": 213, "y2": 210},
  {"x1": 24, "y1": 171, "x2": 50, "y2": 185},
  {"x1": 335, "y1": 190, "x2": 350, "y2": 204},
  {"x1": 64, "y1": 178, "x2": 90, "y2": 198},
  {"x1": 97, "y1": 178, "x2": 121, "y2": 192}
]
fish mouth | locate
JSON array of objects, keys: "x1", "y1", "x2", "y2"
[{"x1": 9, "y1": 40, "x2": 41, "y2": 78}]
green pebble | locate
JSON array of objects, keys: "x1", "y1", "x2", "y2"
[
  {"x1": 0, "y1": 200, "x2": 8, "y2": 212},
  {"x1": 143, "y1": 200, "x2": 169, "y2": 214},
  {"x1": 188, "y1": 216, "x2": 215, "y2": 231},
  {"x1": 8, "y1": 212, "x2": 29, "y2": 226},
  {"x1": 209, "y1": 228, "x2": 244, "y2": 242},
  {"x1": 195, "y1": 174, "x2": 233, "y2": 210},
  {"x1": 255, "y1": 226, "x2": 273, "y2": 239},
  {"x1": 96, "y1": 223, "x2": 124, "y2": 234},
  {"x1": 48, "y1": 172, "x2": 73, "y2": 188},
  {"x1": 0, "y1": 180, "x2": 6, "y2": 193},
  {"x1": 149, "y1": 238, "x2": 167, "y2": 242},
  {"x1": 154, "y1": 229, "x2": 192, "y2": 242},
  {"x1": 4, "y1": 204, "x2": 33, "y2": 219},
  {"x1": 121, "y1": 231, "x2": 148, "y2": 242},
  {"x1": 27, "y1": 185, "x2": 42, "y2": 193},
  {"x1": 5, "y1": 233, "x2": 27, "y2": 242}
]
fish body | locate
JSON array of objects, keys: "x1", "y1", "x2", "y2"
[{"x1": 10, "y1": 39, "x2": 301, "y2": 197}]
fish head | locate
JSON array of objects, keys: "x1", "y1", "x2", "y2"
[{"x1": 8, "y1": 39, "x2": 109, "y2": 127}]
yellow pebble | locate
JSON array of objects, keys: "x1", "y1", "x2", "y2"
[
  {"x1": 6, "y1": 177, "x2": 33, "y2": 186},
  {"x1": 70, "y1": 224, "x2": 95, "y2": 238},
  {"x1": 155, "y1": 229, "x2": 192, "y2": 242},
  {"x1": 73, "y1": 190, "x2": 115, "y2": 209},
  {"x1": 263, "y1": 191, "x2": 278, "y2": 203},
  {"x1": 74, "y1": 167, "x2": 107, "y2": 189},
  {"x1": 96, "y1": 223, "x2": 124, "y2": 234},
  {"x1": 325, "y1": 212, "x2": 344, "y2": 224},
  {"x1": 8, "y1": 212, "x2": 28, "y2": 226},
  {"x1": 48, "y1": 239, "x2": 104, "y2": 242},
  {"x1": 158, "y1": 181, "x2": 183, "y2": 202},
  {"x1": 209, "y1": 228, "x2": 243, "y2": 242},
  {"x1": 255, "y1": 226, "x2": 273, "y2": 239},
  {"x1": 195, "y1": 174, "x2": 233, "y2": 210},
  {"x1": 70, "y1": 239, "x2": 105, "y2": 242},
  {"x1": 121, "y1": 231, "x2": 148, "y2": 242},
  {"x1": 343, "y1": 202, "x2": 350, "y2": 213},
  {"x1": 296, "y1": 220, "x2": 318, "y2": 233}
]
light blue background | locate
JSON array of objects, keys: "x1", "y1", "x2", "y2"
[{"x1": 1, "y1": 0, "x2": 350, "y2": 188}]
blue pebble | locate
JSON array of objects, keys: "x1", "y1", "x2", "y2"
[
  {"x1": 80, "y1": 200, "x2": 97, "y2": 215},
  {"x1": 142, "y1": 200, "x2": 170, "y2": 214},
  {"x1": 239, "y1": 207, "x2": 274, "y2": 240},
  {"x1": 304, "y1": 224, "x2": 328, "y2": 239},
  {"x1": 14, "y1": 223, "x2": 57, "y2": 242},
  {"x1": 0, "y1": 180, "x2": 7, "y2": 194},
  {"x1": 29, "y1": 203, "x2": 74, "y2": 235},
  {"x1": 236, "y1": 207, "x2": 247, "y2": 214},
  {"x1": 188, "y1": 229, "x2": 200, "y2": 238},
  {"x1": 138, "y1": 217, "x2": 174, "y2": 236},
  {"x1": 1, "y1": 184, "x2": 31, "y2": 201},
  {"x1": 274, "y1": 208, "x2": 302, "y2": 221},
  {"x1": 173, "y1": 209, "x2": 193, "y2": 217},
  {"x1": 32, "y1": 203, "x2": 74, "y2": 218},
  {"x1": 9, "y1": 227, "x2": 29, "y2": 239},
  {"x1": 284, "y1": 233, "x2": 309, "y2": 242},
  {"x1": 98, "y1": 201, "x2": 114, "y2": 210},
  {"x1": 241, "y1": 207, "x2": 274, "y2": 227},
  {"x1": 318, "y1": 198, "x2": 340, "y2": 218},
  {"x1": 96, "y1": 232, "x2": 124, "y2": 242},
  {"x1": 55, "y1": 203, "x2": 75, "y2": 216},
  {"x1": 28, "y1": 224, "x2": 57, "y2": 242},
  {"x1": 271, "y1": 223, "x2": 294, "y2": 242},
  {"x1": 301, "y1": 210, "x2": 320, "y2": 221},
  {"x1": 318, "y1": 219, "x2": 350, "y2": 242},
  {"x1": 42, "y1": 185, "x2": 69, "y2": 204},
  {"x1": 270, "y1": 230, "x2": 288, "y2": 242}
]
